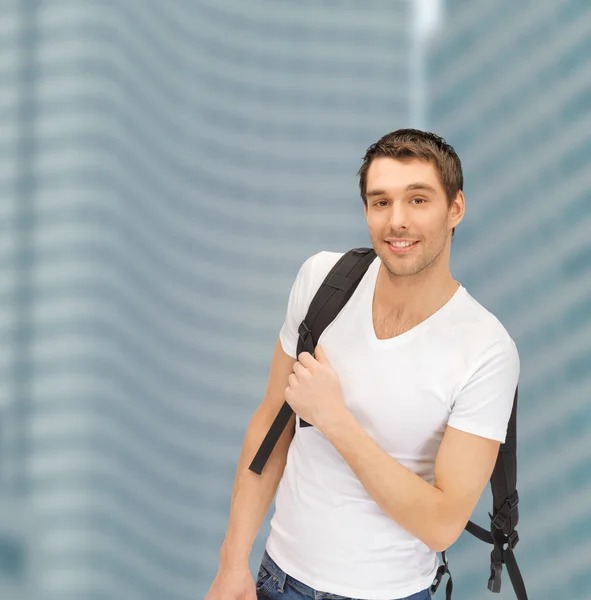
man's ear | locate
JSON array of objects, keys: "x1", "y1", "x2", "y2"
[{"x1": 449, "y1": 191, "x2": 465, "y2": 229}]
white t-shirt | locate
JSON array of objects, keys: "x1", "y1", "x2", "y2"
[{"x1": 266, "y1": 251, "x2": 520, "y2": 600}]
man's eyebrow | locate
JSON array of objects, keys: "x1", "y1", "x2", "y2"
[
  {"x1": 366, "y1": 183, "x2": 437, "y2": 197},
  {"x1": 366, "y1": 189, "x2": 388, "y2": 198},
  {"x1": 405, "y1": 183, "x2": 437, "y2": 193}
]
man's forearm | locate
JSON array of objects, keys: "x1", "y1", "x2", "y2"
[
  {"x1": 321, "y1": 408, "x2": 449, "y2": 552},
  {"x1": 220, "y1": 406, "x2": 294, "y2": 568}
]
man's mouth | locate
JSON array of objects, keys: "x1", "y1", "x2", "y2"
[{"x1": 386, "y1": 240, "x2": 419, "y2": 254}]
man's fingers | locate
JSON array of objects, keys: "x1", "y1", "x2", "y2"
[
  {"x1": 297, "y1": 351, "x2": 315, "y2": 367},
  {"x1": 293, "y1": 362, "x2": 304, "y2": 375}
]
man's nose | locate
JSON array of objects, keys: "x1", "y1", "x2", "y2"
[{"x1": 388, "y1": 202, "x2": 410, "y2": 230}]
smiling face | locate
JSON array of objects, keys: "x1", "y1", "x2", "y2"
[{"x1": 364, "y1": 157, "x2": 464, "y2": 279}]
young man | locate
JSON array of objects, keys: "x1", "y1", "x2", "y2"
[{"x1": 205, "y1": 130, "x2": 519, "y2": 600}]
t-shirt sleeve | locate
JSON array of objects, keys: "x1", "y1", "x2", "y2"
[
  {"x1": 447, "y1": 339, "x2": 520, "y2": 443},
  {"x1": 278, "y1": 254, "x2": 319, "y2": 359}
]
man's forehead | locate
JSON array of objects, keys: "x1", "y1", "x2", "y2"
[
  {"x1": 367, "y1": 159, "x2": 442, "y2": 194},
  {"x1": 368, "y1": 156, "x2": 437, "y2": 175}
]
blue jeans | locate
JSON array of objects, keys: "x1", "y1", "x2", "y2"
[{"x1": 256, "y1": 550, "x2": 433, "y2": 600}]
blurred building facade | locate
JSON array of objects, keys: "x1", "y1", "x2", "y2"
[
  {"x1": 427, "y1": 1, "x2": 591, "y2": 599},
  {"x1": 0, "y1": 1, "x2": 417, "y2": 599},
  {"x1": 2, "y1": 1, "x2": 590, "y2": 600}
]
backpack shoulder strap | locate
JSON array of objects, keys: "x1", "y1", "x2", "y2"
[
  {"x1": 463, "y1": 386, "x2": 529, "y2": 600},
  {"x1": 248, "y1": 247, "x2": 376, "y2": 475},
  {"x1": 297, "y1": 248, "x2": 376, "y2": 427}
]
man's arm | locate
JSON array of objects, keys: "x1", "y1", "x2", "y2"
[
  {"x1": 323, "y1": 414, "x2": 499, "y2": 552},
  {"x1": 218, "y1": 339, "x2": 297, "y2": 568},
  {"x1": 287, "y1": 339, "x2": 517, "y2": 554}
]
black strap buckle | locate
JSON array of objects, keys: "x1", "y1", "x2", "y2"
[
  {"x1": 298, "y1": 321, "x2": 312, "y2": 345},
  {"x1": 488, "y1": 558, "x2": 503, "y2": 593},
  {"x1": 506, "y1": 529, "x2": 519, "y2": 550},
  {"x1": 507, "y1": 491, "x2": 520, "y2": 510},
  {"x1": 430, "y1": 564, "x2": 447, "y2": 595},
  {"x1": 490, "y1": 511, "x2": 506, "y2": 530},
  {"x1": 491, "y1": 491, "x2": 519, "y2": 530}
]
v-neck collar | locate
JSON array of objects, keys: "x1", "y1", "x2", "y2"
[{"x1": 361, "y1": 256, "x2": 465, "y2": 348}]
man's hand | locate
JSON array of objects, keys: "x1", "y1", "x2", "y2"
[
  {"x1": 285, "y1": 344, "x2": 347, "y2": 432},
  {"x1": 205, "y1": 564, "x2": 257, "y2": 600}
]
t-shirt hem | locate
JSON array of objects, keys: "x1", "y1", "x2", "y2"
[
  {"x1": 446, "y1": 422, "x2": 507, "y2": 443},
  {"x1": 266, "y1": 540, "x2": 438, "y2": 600},
  {"x1": 279, "y1": 331, "x2": 298, "y2": 359}
]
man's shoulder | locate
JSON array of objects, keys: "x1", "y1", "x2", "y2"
[
  {"x1": 312, "y1": 250, "x2": 346, "y2": 273},
  {"x1": 297, "y1": 250, "x2": 345, "y2": 286},
  {"x1": 453, "y1": 287, "x2": 517, "y2": 351}
]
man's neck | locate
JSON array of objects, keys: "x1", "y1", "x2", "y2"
[{"x1": 374, "y1": 261, "x2": 460, "y2": 320}]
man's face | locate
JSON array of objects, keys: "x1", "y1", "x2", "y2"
[{"x1": 364, "y1": 157, "x2": 462, "y2": 278}]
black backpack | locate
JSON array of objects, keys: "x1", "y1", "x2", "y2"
[{"x1": 249, "y1": 247, "x2": 527, "y2": 600}]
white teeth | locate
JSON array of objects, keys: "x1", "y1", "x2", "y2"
[{"x1": 389, "y1": 241, "x2": 415, "y2": 247}]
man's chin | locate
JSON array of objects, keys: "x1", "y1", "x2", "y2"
[{"x1": 382, "y1": 261, "x2": 421, "y2": 278}]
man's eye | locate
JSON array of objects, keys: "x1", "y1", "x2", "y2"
[
  {"x1": 412, "y1": 198, "x2": 426, "y2": 205},
  {"x1": 375, "y1": 200, "x2": 388, "y2": 207}
]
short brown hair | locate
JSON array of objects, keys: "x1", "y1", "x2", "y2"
[{"x1": 358, "y1": 129, "x2": 463, "y2": 236}]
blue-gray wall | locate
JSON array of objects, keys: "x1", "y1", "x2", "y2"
[
  {"x1": 427, "y1": 1, "x2": 591, "y2": 599},
  {"x1": 1, "y1": 1, "x2": 589, "y2": 599},
  {"x1": 0, "y1": 1, "x2": 415, "y2": 599}
]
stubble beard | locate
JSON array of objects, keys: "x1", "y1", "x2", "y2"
[{"x1": 373, "y1": 233, "x2": 449, "y2": 279}]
